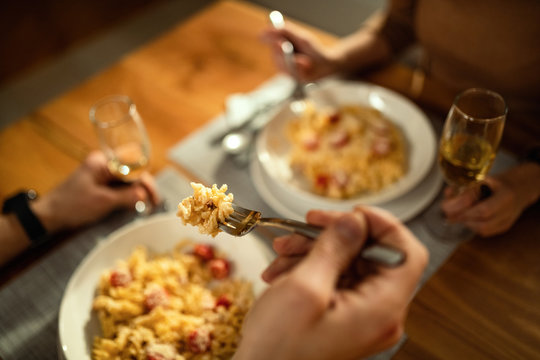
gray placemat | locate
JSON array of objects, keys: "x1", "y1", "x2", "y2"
[
  {"x1": 0, "y1": 167, "x2": 193, "y2": 360},
  {"x1": 168, "y1": 74, "x2": 519, "y2": 359}
]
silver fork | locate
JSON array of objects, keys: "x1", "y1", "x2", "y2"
[
  {"x1": 268, "y1": 10, "x2": 308, "y2": 114},
  {"x1": 219, "y1": 204, "x2": 406, "y2": 267}
]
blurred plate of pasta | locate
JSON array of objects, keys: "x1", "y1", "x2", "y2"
[
  {"x1": 250, "y1": 155, "x2": 443, "y2": 222},
  {"x1": 255, "y1": 79, "x2": 437, "y2": 207},
  {"x1": 58, "y1": 212, "x2": 271, "y2": 360}
]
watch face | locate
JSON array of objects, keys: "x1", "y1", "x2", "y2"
[{"x1": 27, "y1": 189, "x2": 38, "y2": 200}]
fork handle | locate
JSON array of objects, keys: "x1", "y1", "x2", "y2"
[
  {"x1": 260, "y1": 218, "x2": 322, "y2": 238},
  {"x1": 260, "y1": 218, "x2": 405, "y2": 267},
  {"x1": 257, "y1": 218, "x2": 322, "y2": 239}
]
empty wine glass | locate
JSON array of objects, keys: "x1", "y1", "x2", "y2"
[
  {"x1": 89, "y1": 95, "x2": 152, "y2": 214},
  {"x1": 425, "y1": 88, "x2": 506, "y2": 240}
]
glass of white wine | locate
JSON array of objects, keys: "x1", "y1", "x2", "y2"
[
  {"x1": 425, "y1": 88, "x2": 506, "y2": 239},
  {"x1": 90, "y1": 95, "x2": 152, "y2": 214}
]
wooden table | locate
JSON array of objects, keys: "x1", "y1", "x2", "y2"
[{"x1": 1, "y1": 1, "x2": 538, "y2": 359}]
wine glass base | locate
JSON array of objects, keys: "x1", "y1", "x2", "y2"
[{"x1": 423, "y1": 200, "x2": 475, "y2": 242}]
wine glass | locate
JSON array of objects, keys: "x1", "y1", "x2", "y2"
[
  {"x1": 89, "y1": 95, "x2": 152, "y2": 214},
  {"x1": 425, "y1": 88, "x2": 507, "y2": 239}
]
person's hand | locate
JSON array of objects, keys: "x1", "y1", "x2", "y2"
[
  {"x1": 441, "y1": 163, "x2": 540, "y2": 237},
  {"x1": 233, "y1": 206, "x2": 428, "y2": 360},
  {"x1": 261, "y1": 24, "x2": 342, "y2": 82},
  {"x1": 32, "y1": 151, "x2": 159, "y2": 233}
]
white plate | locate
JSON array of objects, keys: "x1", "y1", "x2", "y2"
[
  {"x1": 251, "y1": 156, "x2": 443, "y2": 222},
  {"x1": 256, "y1": 79, "x2": 437, "y2": 206},
  {"x1": 58, "y1": 213, "x2": 271, "y2": 360}
]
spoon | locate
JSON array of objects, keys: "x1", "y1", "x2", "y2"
[
  {"x1": 222, "y1": 130, "x2": 252, "y2": 155},
  {"x1": 221, "y1": 110, "x2": 269, "y2": 161}
]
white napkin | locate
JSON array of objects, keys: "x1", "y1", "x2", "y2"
[{"x1": 224, "y1": 74, "x2": 295, "y2": 127}]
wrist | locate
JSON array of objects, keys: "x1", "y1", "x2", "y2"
[
  {"x1": 2, "y1": 190, "x2": 49, "y2": 245},
  {"x1": 505, "y1": 162, "x2": 540, "y2": 208},
  {"x1": 31, "y1": 192, "x2": 64, "y2": 234},
  {"x1": 331, "y1": 30, "x2": 391, "y2": 75},
  {"x1": 326, "y1": 46, "x2": 349, "y2": 74}
]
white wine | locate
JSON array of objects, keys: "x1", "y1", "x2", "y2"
[
  {"x1": 425, "y1": 88, "x2": 506, "y2": 239},
  {"x1": 107, "y1": 142, "x2": 149, "y2": 182},
  {"x1": 439, "y1": 134, "x2": 495, "y2": 186}
]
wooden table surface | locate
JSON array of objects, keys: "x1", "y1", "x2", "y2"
[{"x1": 1, "y1": 1, "x2": 538, "y2": 359}]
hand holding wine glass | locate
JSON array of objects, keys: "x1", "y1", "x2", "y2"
[
  {"x1": 90, "y1": 95, "x2": 155, "y2": 214},
  {"x1": 425, "y1": 88, "x2": 507, "y2": 239}
]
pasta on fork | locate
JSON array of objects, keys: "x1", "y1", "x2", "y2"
[{"x1": 177, "y1": 183, "x2": 234, "y2": 237}]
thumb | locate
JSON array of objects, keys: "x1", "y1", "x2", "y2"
[{"x1": 291, "y1": 212, "x2": 368, "y2": 304}]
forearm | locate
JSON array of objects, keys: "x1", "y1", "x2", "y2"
[
  {"x1": 329, "y1": 12, "x2": 392, "y2": 74},
  {"x1": 0, "y1": 214, "x2": 32, "y2": 266},
  {"x1": 0, "y1": 195, "x2": 61, "y2": 267},
  {"x1": 496, "y1": 161, "x2": 540, "y2": 215}
]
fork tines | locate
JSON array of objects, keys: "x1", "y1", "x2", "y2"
[{"x1": 219, "y1": 204, "x2": 261, "y2": 236}]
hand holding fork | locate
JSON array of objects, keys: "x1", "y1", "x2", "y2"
[{"x1": 220, "y1": 204, "x2": 406, "y2": 267}]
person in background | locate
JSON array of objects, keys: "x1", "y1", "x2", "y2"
[
  {"x1": 262, "y1": 0, "x2": 540, "y2": 236},
  {"x1": 234, "y1": 206, "x2": 428, "y2": 360},
  {"x1": 0, "y1": 151, "x2": 159, "y2": 266}
]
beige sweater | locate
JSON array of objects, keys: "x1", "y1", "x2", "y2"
[{"x1": 379, "y1": 0, "x2": 540, "y2": 155}]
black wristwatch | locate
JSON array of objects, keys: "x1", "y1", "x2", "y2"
[{"x1": 2, "y1": 190, "x2": 48, "y2": 244}]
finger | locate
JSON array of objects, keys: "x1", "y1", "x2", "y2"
[
  {"x1": 443, "y1": 186, "x2": 455, "y2": 197},
  {"x1": 261, "y1": 25, "x2": 307, "y2": 49},
  {"x1": 462, "y1": 211, "x2": 515, "y2": 237},
  {"x1": 441, "y1": 187, "x2": 477, "y2": 216},
  {"x1": 108, "y1": 185, "x2": 146, "y2": 209},
  {"x1": 296, "y1": 55, "x2": 315, "y2": 81},
  {"x1": 281, "y1": 24, "x2": 314, "y2": 51},
  {"x1": 461, "y1": 219, "x2": 497, "y2": 237},
  {"x1": 262, "y1": 255, "x2": 303, "y2": 283},
  {"x1": 356, "y1": 206, "x2": 428, "y2": 297},
  {"x1": 259, "y1": 28, "x2": 287, "y2": 43},
  {"x1": 269, "y1": 42, "x2": 291, "y2": 75},
  {"x1": 84, "y1": 151, "x2": 116, "y2": 183},
  {"x1": 306, "y1": 208, "x2": 343, "y2": 226},
  {"x1": 139, "y1": 172, "x2": 160, "y2": 205},
  {"x1": 453, "y1": 199, "x2": 496, "y2": 223},
  {"x1": 453, "y1": 182, "x2": 504, "y2": 222},
  {"x1": 273, "y1": 234, "x2": 313, "y2": 256},
  {"x1": 291, "y1": 212, "x2": 368, "y2": 304},
  {"x1": 351, "y1": 256, "x2": 378, "y2": 279},
  {"x1": 85, "y1": 150, "x2": 106, "y2": 163}
]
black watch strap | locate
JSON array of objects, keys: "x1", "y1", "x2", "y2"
[{"x1": 2, "y1": 190, "x2": 48, "y2": 244}]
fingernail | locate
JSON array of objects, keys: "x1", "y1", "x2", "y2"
[
  {"x1": 335, "y1": 215, "x2": 363, "y2": 242},
  {"x1": 261, "y1": 268, "x2": 271, "y2": 282}
]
